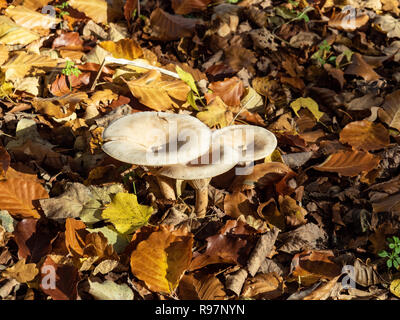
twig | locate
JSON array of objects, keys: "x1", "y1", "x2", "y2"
[
  {"x1": 90, "y1": 58, "x2": 106, "y2": 91},
  {"x1": 104, "y1": 56, "x2": 180, "y2": 79}
]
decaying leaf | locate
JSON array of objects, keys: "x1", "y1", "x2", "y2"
[
  {"x1": 171, "y1": 0, "x2": 211, "y2": 15},
  {"x1": 88, "y1": 279, "x2": 134, "y2": 300},
  {"x1": 197, "y1": 96, "x2": 233, "y2": 128},
  {"x1": 3, "y1": 258, "x2": 38, "y2": 283},
  {"x1": 241, "y1": 273, "x2": 285, "y2": 299},
  {"x1": 205, "y1": 77, "x2": 244, "y2": 107}
]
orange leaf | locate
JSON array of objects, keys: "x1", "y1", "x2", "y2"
[
  {"x1": 99, "y1": 38, "x2": 142, "y2": 60},
  {"x1": 289, "y1": 250, "x2": 341, "y2": 286},
  {"x1": 328, "y1": 11, "x2": 369, "y2": 31},
  {"x1": 205, "y1": 77, "x2": 244, "y2": 107},
  {"x1": 339, "y1": 120, "x2": 390, "y2": 151},
  {"x1": 314, "y1": 150, "x2": 380, "y2": 176},
  {"x1": 130, "y1": 225, "x2": 193, "y2": 294},
  {"x1": 0, "y1": 167, "x2": 48, "y2": 218},
  {"x1": 65, "y1": 218, "x2": 88, "y2": 257}
]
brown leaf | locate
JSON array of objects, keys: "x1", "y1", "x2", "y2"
[
  {"x1": 339, "y1": 120, "x2": 390, "y2": 151},
  {"x1": 178, "y1": 273, "x2": 226, "y2": 300},
  {"x1": 0, "y1": 146, "x2": 10, "y2": 179},
  {"x1": 224, "y1": 191, "x2": 257, "y2": 218},
  {"x1": 242, "y1": 273, "x2": 284, "y2": 299},
  {"x1": 314, "y1": 150, "x2": 381, "y2": 177},
  {"x1": 65, "y1": 218, "x2": 88, "y2": 257},
  {"x1": 224, "y1": 46, "x2": 257, "y2": 74},
  {"x1": 328, "y1": 11, "x2": 369, "y2": 32},
  {"x1": 0, "y1": 167, "x2": 49, "y2": 218},
  {"x1": 344, "y1": 53, "x2": 380, "y2": 82},
  {"x1": 50, "y1": 73, "x2": 91, "y2": 97},
  {"x1": 172, "y1": 0, "x2": 212, "y2": 15},
  {"x1": 13, "y1": 218, "x2": 57, "y2": 263},
  {"x1": 379, "y1": 90, "x2": 400, "y2": 131},
  {"x1": 149, "y1": 8, "x2": 200, "y2": 41},
  {"x1": 205, "y1": 77, "x2": 244, "y2": 107},
  {"x1": 289, "y1": 250, "x2": 341, "y2": 286},
  {"x1": 130, "y1": 225, "x2": 193, "y2": 294},
  {"x1": 231, "y1": 162, "x2": 293, "y2": 192},
  {"x1": 279, "y1": 195, "x2": 307, "y2": 228},
  {"x1": 124, "y1": 0, "x2": 138, "y2": 22},
  {"x1": 52, "y1": 32, "x2": 83, "y2": 50},
  {"x1": 372, "y1": 192, "x2": 400, "y2": 214},
  {"x1": 39, "y1": 256, "x2": 79, "y2": 300},
  {"x1": 189, "y1": 220, "x2": 257, "y2": 270},
  {"x1": 302, "y1": 275, "x2": 341, "y2": 300}
]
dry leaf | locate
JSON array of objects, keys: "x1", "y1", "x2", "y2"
[
  {"x1": 339, "y1": 120, "x2": 390, "y2": 151},
  {"x1": 5, "y1": 6, "x2": 61, "y2": 30},
  {"x1": 0, "y1": 16, "x2": 40, "y2": 45},
  {"x1": 0, "y1": 167, "x2": 49, "y2": 218},
  {"x1": 314, "y1": 150, "x2": 381, "y2": 176},
  {"x1": 172, "y1": 0, "x2": 211, "y2": 15},
  {"x1": 149, "y1": 8, "x2": 200, "y2": 41},
  {"x1": 379, "y1": 90, "x2": 400, "y2": 130},
  {"x1": 205, "y1": 77, "x2": 244, "y2": 107},
  {"x1": 178, "y1": 273, "x2": 226, "y2": 300},
  {"x1": 99, "y1": 38, "x2": 143, "y2": 60},
  {"x1": 197, "y1": 96, "x2": 233, "y2": 128},
  {"x1": 241, "y1": 273, "x2": 284, "y2": 299},
  {"x1": 3, "y1": 258, "x2": 38, "y2": 283},
  {"x1": 344, "y1": 53, "x2": 380, "y2": 82},
  {"x1": 68, "y1": 0, "x2": 122, "y2": 24},
  {"x1": 328, "y1": 11, "x2": 369, "y2": 32},
  {"x1": 126, "y1": 70, "x2": 190, "y2": 110},
  {"x1": 130, "y1": 225, "x2": 193, "y2": 294}
]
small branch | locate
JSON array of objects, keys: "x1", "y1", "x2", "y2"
[{"x1": 104, "y1": 56, "x2": 180, "y2": 79}]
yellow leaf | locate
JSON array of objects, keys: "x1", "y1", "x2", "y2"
[
  {"x1": 196, "y1": 96, "x2": 233, "y2": 128},
  {"x1": 390, "y1": 279, "x2": 400, "y2": 298},
  {"x1": 130, "y1": 225, "x2": 193, "y2": 294},
  {"x1": 102, "y1": 193, "x2": 153, "y2": 234},
  {"x1": 264, "y1": 149, "x2": 283, "y2": 163},
  {"x1": 99, "y1": 38, "x2": 143, "y2": 60},
  {"x1": 0, "y1": 16, "x2": 39, "y2": 45},
  {"x1": 3, "y1": 259, "x2": 39, "y2": 283},
  {"x1": 290, "y1": 97, "x2": 324, "y2": 122},
  {"x1": 5, "y1": 5, "x2": 61, "y2": 30},
  {"x1": 68, "y1": 0, "x2": 123, "y2": 24},
  {"x1": 126, "y1": 70, "x2": 190, "y2": 111},
  {"x1": 1, "y1": 51, "x2": 58, "y2": 81}
]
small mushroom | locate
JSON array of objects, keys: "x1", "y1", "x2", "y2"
[
  {"x1": 211, "y1": 124, "x2": 277, "y2": 162},
  {"x1": 102, "y1": 111, "x2": 212, "y2": 200},
  {"x1": 157, "y1": 140, "x2": 240, "y2": 217}
]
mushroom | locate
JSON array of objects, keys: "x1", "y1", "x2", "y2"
[
  {"x1": 101, "y1": 111, "x2": 212, "y2": 200},
  {"x1": 157, "y1": 140, "x2": 241, "y2": 217},
  {"x1": 211, "y1": 124, "x2": 277, "y2": 174}
]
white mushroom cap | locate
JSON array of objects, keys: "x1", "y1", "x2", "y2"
[
  {"x1": 157, "y1": 141, "x2": 241, "y2": 180},
  {"x1": 102, "y1": 112, "x2": 212, "y2": 166},
  {"x1": 211, "y1": 125, "x2": 277, "y2": 162}
]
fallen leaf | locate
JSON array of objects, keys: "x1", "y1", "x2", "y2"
[
  {"x1": 344, "y1": 53, "x2": 381, "y2": 82},
  {"x1": 375, "y1": 14, "x2": 400, "y2": 38},
  {"x1": 205, "y1": 77, "x2": 244, "y2": 107},
  {"x1": 52, "y1": 32, "x2": 84, "y2": 50},
  {"x1": 197, "y1": 96, "x2": 233, "y2": 128},
  {"x1": 0, "y1": 16, "x2": 39, "y2": 45},
  {"x1": 39, "y1": 256, "x2": 79, "y2": 300},
  {"x1": 3, "y1": 258, "x2": 38, "y2": 283},
  {"x1": 339, "y1": 120, "x2": 390, "y2": 151},
  {"x1": 379, "y1": 90, "x2": 400, "y2": 130},
  {"x1": 5, "y1": 6, "x2": 61, "y2": 30},
  {"x1": 130, "y1": 225, "x2": 193, "y2": 294},
  {"x1": 65, "y1": 218, "x2": 87, "y2": 257},
  {"x1": 124, "y1": 0, "x2": 138, "y2": 22},
  {"x1": 68, "y1": 0, "x2": 122, "y2": 24},
  {"x1": 314, "y1": 150, "x2": 381, "y2": 176},
  {"x1": 126, "y1": 70, "x2": 190, "y2": 110},
  {"x1": 289, "y1": 250, "x2": 341, "y2": 286},
  {"x1": 102, "y1": 193, "x2": 154, "y2": 234},
  {"x1": 99, "y1": 38, "x2": 143, "y2": 60},
  {"x1": 171, "y1": 0, "x2": 211, "y2": 15},
  {"x1": 390, "y1": 278, "x2": 400, "y2": 298},
  {"x1": 178, "y1": 273, "x2": 226, "y2": 300},
  {"x1": 0, "y1": 167, "x2": 49, "y2": 218},
  {"x1": 149, "y1": 8, "x2": 200, "y2": 41},
  {"x1": 88, "y1": 279, "x2": 134, "y2": 300},
  {"x1": 328, "y1": 10, "x2": 369, "y2": 32},
  {"x1": 290, "y1": 97, "x2": 324, "y2": 122},
  {"x1": 0, "y1": 146, "x2": 10, "y2": 179},
  {"x1": 241, "y1": 273, "x2": 284, "y2": 299}
]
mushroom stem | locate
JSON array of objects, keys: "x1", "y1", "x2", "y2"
[
  {"x1": 156, "y1": 175, "x2": 176, "y2": 200},
  {"x1": 189, "y1": 178, "x2": 211, "y2": 218}
]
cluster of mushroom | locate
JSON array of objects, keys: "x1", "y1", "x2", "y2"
[{"x1": 101, "y1": 111, "x2": 277, "y2": 217}]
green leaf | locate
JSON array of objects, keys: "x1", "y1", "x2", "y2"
[
  {"x1": 101, "y1": 193, "x2": 153, "y2": 234},
  {"x1": 378, "y1": 250, "x2": 389, "y2": 258},
  {"x1": 187, "y1": 90, "x2": 199, "y2": 111},
  {"x1": 175, "y1": 66, "x2": 199, "y2": 96},
  {"x1": 389, "y1": 243, "x2": 395, "y2": 249},
  {"x1": 387, "y1": 259, "x2": 393, "y2": 269},
  {"x1": 394, "y1": 260, "x2": 399, "y2": 269}
]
